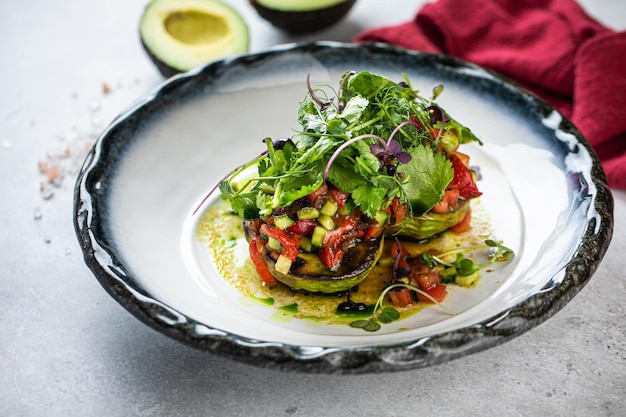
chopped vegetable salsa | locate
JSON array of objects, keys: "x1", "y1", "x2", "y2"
[{"x1": 197, "y1": 71, "x2": 513, "y2": 331}]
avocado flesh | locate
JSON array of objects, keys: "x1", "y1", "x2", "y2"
[
  {"x1": 249, "y1": 0, "x2": 356, "y2": 34},
  {"x1": 386, "y1": 201, "x2": 471, "y2": 241},
  {"x1": 265, "y1": 238, "x2": 384, "y2": 294},
  {"x1": 140, "y1": 0, "x2": 249, "y2": 78}
]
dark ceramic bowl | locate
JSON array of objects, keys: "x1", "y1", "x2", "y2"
[{"x1": 74, "y1": 42, "x2": 613, "y2": 373}]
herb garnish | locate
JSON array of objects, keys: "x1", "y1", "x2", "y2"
[
  {"x1": 209, "y1": 70, "x2": 512, "y2": 332},
  {"x1": 220, "y1": 71, "x2": 482, "y2": 221},
  {"x1": 350, "y1": 239, "x2": 514, "y2": 332}
]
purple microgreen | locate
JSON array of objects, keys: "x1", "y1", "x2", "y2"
[
  {"x1": 323, "y1": 134, "x2": 388, "y2": 183},
  {"x1": 427, "y1": 105, "x2": 449, "y2": 141},
  {"x1": 271, "y1": 137, "x2": 295, "y2": 150},
  {"x1": 370, "y1": 143, "x2": 385, "y2": 156},
  {"x1": 427, "y1": 105, "x2": 448, "y2": 125},
  {"x1": 337, "y1": 97, "x2": 347, "y2": 113},
  {"x1": 306, "y1": 73, "x2": 333, "y2": 111},
  {"x1": 395, "y1": 150, "x2": 412, "y2": 165},
  {"x1": 336, "y1": 71, "x2": 355, "y2": 113},
  {"x1": 339, "y1": 70, "x2": 356, "y2": 91},
  {"x1": 392, "y1": 237, "x2": 410, "y2": 281},
  {"x1": 362, "y1": 120, "x2": 417, "y2": 174}
]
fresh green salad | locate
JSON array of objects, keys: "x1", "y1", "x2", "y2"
[{"x1": 212, "y1": 70, "x2": 512, "y2": 331}]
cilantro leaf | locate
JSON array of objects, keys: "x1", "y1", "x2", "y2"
[
  {"x1": 352, "y1": 183, "x2": 387, "y2": 218},
  {"x1": 326, "y1": 157, "x2": 367, "y2": 192},
  {"x1": 397, "y1": 145, "x2": 454, "y2": 215}
]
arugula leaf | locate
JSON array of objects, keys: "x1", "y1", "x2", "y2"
[{"x1": 397, "y1": 144, "x2": 454, "y2": 215}]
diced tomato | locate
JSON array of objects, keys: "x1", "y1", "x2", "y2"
[
  {"x1": 322, "y1": 211, "x2": 360, "y2": 248},
  {"x1": 248, "y1": 238, "x2": 277, "y2": 286},
  {"x1": 364, "y1": 225, "x2": 383, "y2": 240},
  {"x1": 411, "y1": 271, "x2": 441, "y2": 290},
  {"x1": 245, "y1": 219, "x2": 264, "y2": 236},
  {"x1": 389, "y1": 287, "x2": 413, "y2": 307},
  {"x1": 431, "y1": 188, "x2": 460, "y2": 213},
  {"x1": 390, "y1": 198, "x2": 407, "y2": 224},
  {"x1": 449, "y1": 209, "x2": 472, "y2": 233},
  {"x1": 454, "y1": 151, "x2": 471, "y2": 167},
  {"x1": 449, "y1": 154, "x2": 482, "y2": 199},
  {"x1": 328, "y1": 189, "x2": 349, "y2": 208},
  {"x1": 286, "y1": 219, "x2": 317, "y2": 235},
  {"x1": 306, "y1": 184, "x2": 328, "y2": 206},
  {"x1": 390, "y1": 241, "x2": 408, "y2": 258},
  {"x1": 259, "y1": 224, "x2": 301, "y2": 262},
  {"x1": 417, "y1": 284, "x2": 447, "y2": 303},
  {"x1": 318, "y1": 246, "x2": 345, "y2": 271}
]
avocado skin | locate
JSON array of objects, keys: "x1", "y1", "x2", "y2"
[
  {"x1": 141, "y1": 38, "x2": 182, "y2": 78},
  {"x1": 386, "y1": 201, "x2": 471, "y2": 241},
  {"x1": 249, "y1": 0, "x2": 357, "y2": 34}
]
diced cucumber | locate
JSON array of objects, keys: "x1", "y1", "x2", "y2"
[
  {"x1": 267, "y1": 236, "x2": 281, "y2": 251},
  {"x1": 317, "y1": 214, "x2": 336, "y2": 230},
  {"x1": 375, "y1": 210, "x2": 389, "y2": 226},
  {"x1": 455, "y1": 271, "x2": 479, "y2": 287},
  {"x1": 274, "y1": 215, "x2": 295, "y2": 230},
  {"x1": 311, "y1": 226, "x2": 327, "y2": 247},
  {"x1": 320, "y1": 200, "x2": 338, "y2": 216},
  {"x1": 297, "y1": 207, "x2": 319, "y2": 220},
  {"x1": 299, "y1": 236, "x2": 313, "y2": 252},
  {"x1": 338, "y1": 204, "x2": 350, "y2": 215},
  {"x1": 440, "y1": 267, "x2": 457, "y2": 283},
  {"x1": 274, "y1": 255, "x2": 292, "y2": 274}
]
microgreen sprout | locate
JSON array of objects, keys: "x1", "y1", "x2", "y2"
[
  {"x1": 425, "y1": 239, "x2": 514, "y2": 270},
  {"x1": 349, "y1": 239, "x2": 514, "y2": 332},
  {"x1": 306, "y1": 73, "x2": 333, "y2": 111},
  {"x1": 392, "y1": 237, "x2": 410, "y2": 281},
  {"x1": 350, "y1": 283, "x2": 456, "y2": 332},
  {"x1": 322, "y1": 134, "x2": 389, "y2": 182},
  {"x1": 427, "y1": 105, "x2": 449, "y2": 141},
  {"x1": 337, "y1": 71, "x2": 356, "y2": 113}
]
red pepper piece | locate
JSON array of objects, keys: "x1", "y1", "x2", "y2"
[
  {"x1": 248, "y1": 238, "x2": 277, "y2": 286},
  {"x1": 449, "y1": 153, "x2": 481, "y2": 199},
  {"x1": 318, "y1": 246, "x2": 345, "y2": 271},
  {"x1": 286, "y1": 219, "x2": 317, "y2": 235},
  {"x1": 260, "y1": 224, "x2": 301, "y2": 262}
]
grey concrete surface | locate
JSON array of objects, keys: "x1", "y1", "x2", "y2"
[{"x1": 1, "y1": 1, "x2": 624, "y2": 416}]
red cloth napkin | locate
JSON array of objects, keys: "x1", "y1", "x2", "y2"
[{"x1": 354, "y1": 0, "x2": 626, "y2": 189}]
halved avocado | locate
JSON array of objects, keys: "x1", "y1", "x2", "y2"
[
  {"x1": 385, "y1": 201, "x2": 471, "y2": 241},
  {"x1": 140, "y1": 0, "x2": 249, "y2": 77},
  {"x1": 249, "y1": 0, "x2": 357, "y2": 34},
  {"x1": 264, "y1": 237, "x2": 384, "y2": 294}
]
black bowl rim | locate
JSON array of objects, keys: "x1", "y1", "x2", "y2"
[{"x1": 73, "y1": 41, "x2": 614, "y2": 374}]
